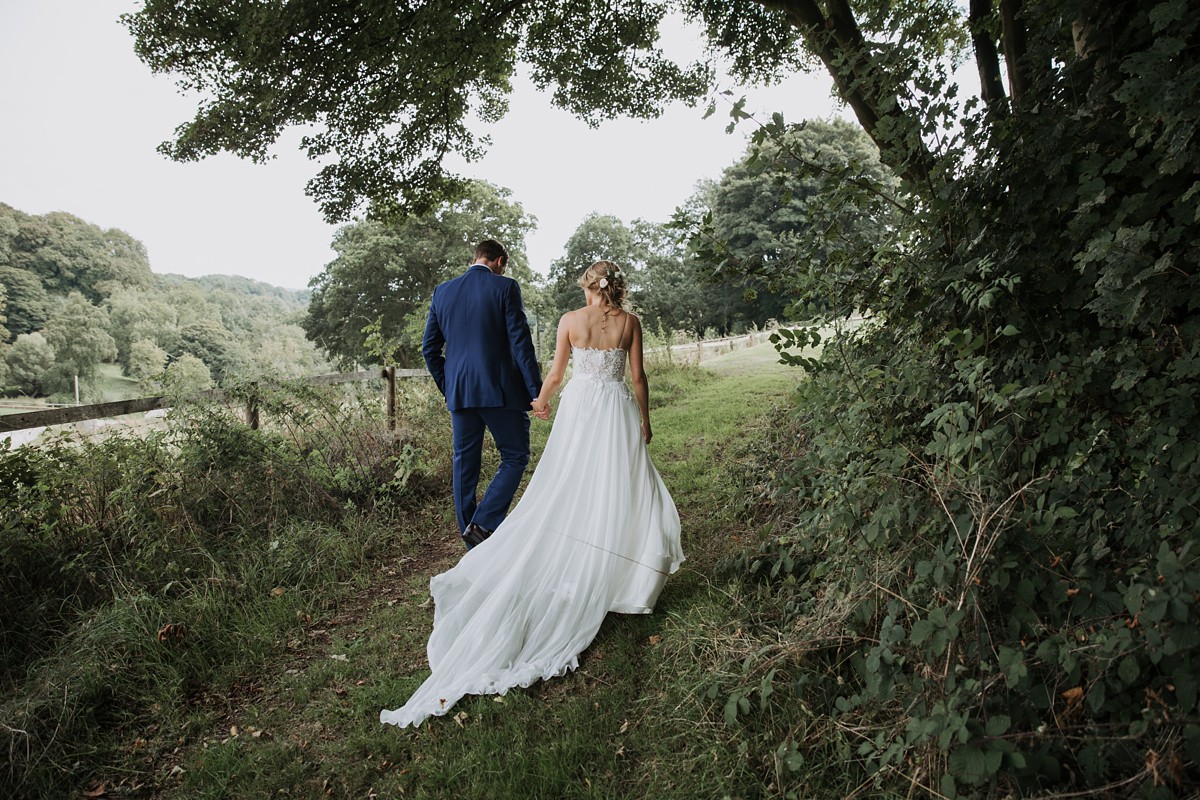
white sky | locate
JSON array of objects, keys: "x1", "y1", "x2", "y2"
[{"x1": 0, "y1": 1, "x2": 844, "y2": 289}]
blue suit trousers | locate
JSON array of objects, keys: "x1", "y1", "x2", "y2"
[{"x1": 450, "y1": 407, "x2": 531, "y2": 533}]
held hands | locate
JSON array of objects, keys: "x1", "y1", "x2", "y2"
[{"x1": 531, "y1": 399, "x2": 551, "y2": 420}]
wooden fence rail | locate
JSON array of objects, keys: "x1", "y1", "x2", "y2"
[
  {"x1": 0, "y1": 367, "x2": 429, "y2": 435},
  {"x1": 0, "y1": 328, "x2": 783, "y2": 438}
]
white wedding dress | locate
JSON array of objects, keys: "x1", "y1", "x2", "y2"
[{"x1": 380, "y1": 347, "x2": 684, "y2": 728}]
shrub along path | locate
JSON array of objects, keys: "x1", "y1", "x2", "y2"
[{"x1": 118, "y1": 345, "x2": 803, "y2": 799}]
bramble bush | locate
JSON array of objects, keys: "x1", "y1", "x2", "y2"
[{"x1": 705, "y1": 3, "x2": 1200, "y2": 797}]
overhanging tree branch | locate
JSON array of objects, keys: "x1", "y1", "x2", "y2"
[{"x1": 756, "y1": 0, "x2": 935, "y2": 188}]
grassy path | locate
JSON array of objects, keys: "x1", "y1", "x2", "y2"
[{"x1": 154, "y1": 345, "x2": 800, "y2": 799}]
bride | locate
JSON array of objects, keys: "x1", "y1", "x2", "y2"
[{"x1": 380, "y1": 260, "x2": 684, "y2": 728}]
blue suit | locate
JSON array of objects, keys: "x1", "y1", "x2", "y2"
[{"x1": 422, "y1": 264, "x2": 542, "y2": 535}]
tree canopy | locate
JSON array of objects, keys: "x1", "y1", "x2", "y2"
[
  {"x1": 303, "y1": 180, "x2": 537, "y2": 367},
  {"x1": 0, "y1": 205, "x2": 153, "y2": 302},
  {"x1": 701, "y1": 116, "x2": 899, "y2": 310},
  {"x1": 124, "y1": 1, "x2": 719, "y2": 220}
]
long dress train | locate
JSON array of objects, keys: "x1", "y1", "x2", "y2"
[{"x1": 380, "y1": 346, "x2": 684, "y2": 728}]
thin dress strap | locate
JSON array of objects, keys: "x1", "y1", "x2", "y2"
[{"x1": 616, "y1": 310, "x2": 631, "y2": 349}]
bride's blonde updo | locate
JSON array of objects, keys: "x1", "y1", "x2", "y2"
[{"x1": 577, "y1": 260, "x2": 627, "y2": 309}]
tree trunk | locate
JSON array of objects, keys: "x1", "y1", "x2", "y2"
[
  {"x1": 758, "y1": 0, "x2": 935, "y2": 187},
  {"x1": 969, "y1": 0, "x2": 1008, "y2": 108},
  {"x1": 999, "y1": 0, "x2": 1029, "y2": 100}
]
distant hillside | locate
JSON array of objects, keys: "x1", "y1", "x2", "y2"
[
  {"x1": 184, "y1": 273, "x2": 311, "y2": 310},
  {"x1": 1, "y1": 203, "x2": 328, "y2": 400}
]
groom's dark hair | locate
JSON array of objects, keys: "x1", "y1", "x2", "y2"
[{"x1": 474, "y1": 239, "x2": 507, "y2": 262}]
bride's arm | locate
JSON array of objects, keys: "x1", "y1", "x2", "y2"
[
  {"x1": 531, "y1": 313, "x2": 572, "y2": 418},
  {"x1": 627, "y1": 315, "x2": 652, "y2": 443}
]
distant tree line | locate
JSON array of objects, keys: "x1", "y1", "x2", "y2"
[
  {"x1": 2, "y1": 118, "x2": 885, "y2": 400},
  {"x1": 303, "y1": 119, "x2": 888, "y2": 368},
  {"x1": 0, "y1": 204, "x2": 328, "y2": 402}
]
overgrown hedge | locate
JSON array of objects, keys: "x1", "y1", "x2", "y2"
[{"x1": 715, "y1": 3, "x2": 1200, "y2": 797}]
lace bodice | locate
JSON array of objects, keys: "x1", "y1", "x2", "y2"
[{"x1": 572, "y1": 347, "x2": 626, "y2": 383}]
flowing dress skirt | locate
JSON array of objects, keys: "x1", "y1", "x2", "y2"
[{"x1": 380, "y1": 365, "x2": 683, "y2": 728}]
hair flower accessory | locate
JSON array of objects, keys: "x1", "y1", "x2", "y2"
[{"x1": 599, "y1": 277, "x2": 609, "y2": 288}]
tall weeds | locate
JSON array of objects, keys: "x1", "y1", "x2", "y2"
[{"x1": 0, "y1": 377, "x2": 448, "y2": 797}]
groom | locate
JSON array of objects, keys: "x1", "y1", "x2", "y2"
[{"x1": 422, "y1": 239, "x2": 544, "y2": 550}]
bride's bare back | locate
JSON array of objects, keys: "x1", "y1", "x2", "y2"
[
  {"x1": 565, "y1": 305, "x2": 634, "y2": 351},
  {"x1": 532, "y1": 295, "x2": 653, "y2": 442}
]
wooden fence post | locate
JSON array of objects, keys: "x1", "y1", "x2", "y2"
[
  {"x1": 245, "y1": 382, "x2": 260, "y2": 430},
  {"x1": 384, "y1": 366, "x2": 397, "y2": 431}
]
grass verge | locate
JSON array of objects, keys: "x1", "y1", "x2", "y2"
[{"x1": 6, "y1": 345, "x2": 822, "y2": 799}]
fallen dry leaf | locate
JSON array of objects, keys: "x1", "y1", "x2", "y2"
[
  {"x1": 82, "y1": 783, "x2": 106, "y2": 798},
  {"x1": 156, "y1": 623, "x2": 188, "y2": 644},
  {"x1": 271, "y1": 587, "x2": 286, "y2": 597}
]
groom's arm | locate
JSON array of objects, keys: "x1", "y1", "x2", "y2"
[
  {"x1": 421, "y1": 293, "x2": 447, "y2": 396},
  {"x1": 503, "y1": 280, "x2": 542, "y2": 401}
]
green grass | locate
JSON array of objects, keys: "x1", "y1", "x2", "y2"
[
  {"x1": 96, "y1": 362, "x2": 141, "y2": 401},
  {"x1": 0, "y1": 363, "x2": 138, "y2": 415},
  {"x1": 147, "y1": 345, "x2": 804, "y2": 799},
  {"x1": 4, "y1": 342, "x2": 824, "y2": 799}
]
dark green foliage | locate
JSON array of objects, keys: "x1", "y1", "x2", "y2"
[
  {"x1": 707, "y1": 2, "x2": 1200, "y2": 797},
  {"x1": 704, "y1": 117, "x2": 899, "y2": 309},
  {"x1": 0, "y1": 264, "x2": 52, "y2": 340},
  {"x1": 0, "y1": 380, "x2": 446, "y2": 797},
  {"x1": 41, "y1": 290, "x2": 119, "y2": 392},
  {"x1": 124, "y1": 0, "x2": 710, "y2": 221},
  {"x1": 303, "y1": 180, "x2": 537, "y2": 368},
  {"x1": 0, "y1": 203, "x2": 152, "y2": 302},
  {"x1": 668, "y1": 119, "x2": 900, "y2": 335}
]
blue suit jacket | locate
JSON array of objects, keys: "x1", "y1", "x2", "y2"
[{"x1": 422, "y1": 264, "x2": 542, "y2": 412}]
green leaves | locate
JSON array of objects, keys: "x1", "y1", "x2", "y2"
[
  {"x1": 770, "y1": 326, "x2": 824, "y2": 372},
  {"x1": 303, "y1": 180, "x2": 536, "y2": 367},
  {"x1": 707, "y1": 2, "x2": 1200, "y2": 796},
  {"x1": 125, "y1": 1, "x2": 712, "y2": 220}
]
